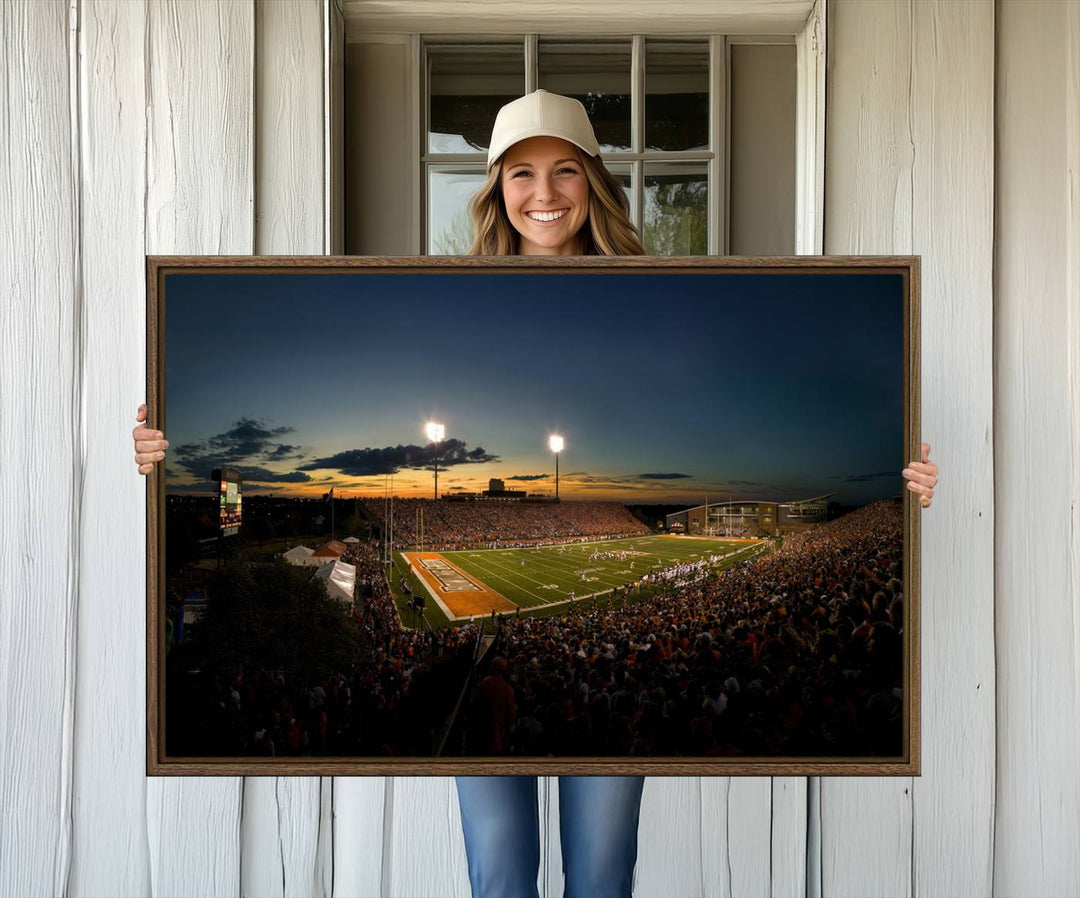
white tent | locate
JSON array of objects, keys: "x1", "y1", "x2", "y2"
[
  {"x1": 314, "y1": 560, "x2": 356, "y2": 604},
  {"x1": 342, "y1": 536, "x2": 360, "y2": 544},
  {"x1": 282, "y1": 545, "x2": 320, "y2": 567}
]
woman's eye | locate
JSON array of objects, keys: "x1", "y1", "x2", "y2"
[
  {"x1": 511, "y1": 170, "x2": 532, "y2": 178},
  {"x1": 558, "y1": 167, "x2": 580, "y2": 175}
]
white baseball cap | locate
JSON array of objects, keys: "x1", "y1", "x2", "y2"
[{"x1": 486, "y1": 90, "x2": 601, "y2": 169}]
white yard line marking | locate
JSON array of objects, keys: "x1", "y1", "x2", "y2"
[{"x1": 428, "y1": 536, "x2": 764, "y2": 615}]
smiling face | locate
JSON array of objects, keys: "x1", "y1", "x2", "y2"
[{"x1": 499, "y1": 136, "x2": 591, "y2": 255}]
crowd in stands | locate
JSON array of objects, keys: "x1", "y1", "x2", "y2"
[
  {"x1": 362, "y1": 498, "x2": 650, "y2": 550},
  {"x1": 174, "y1": 498, "x2": 905, "y2": 760},
  {"x1": 462, "y1": 500, "x2": 905, "y2": 758},
  {"x1": 171, "y1": 540, "x2": 481, "y2": 757}
]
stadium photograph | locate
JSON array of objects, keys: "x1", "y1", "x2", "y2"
[{"x1": 152, "y1": 259, "x2": 915, "y2": 772}]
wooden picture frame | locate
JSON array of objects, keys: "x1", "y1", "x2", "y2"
[{"x1": 147, "y1": 255, "x2": 920, "y2": 776}]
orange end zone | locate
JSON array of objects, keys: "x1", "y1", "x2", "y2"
[{"x1": 402, "y1": 552, "x2": 517, "y2": 618}]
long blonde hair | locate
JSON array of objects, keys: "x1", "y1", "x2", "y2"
[{"x1": 467, "y1": 150, "x2": 645, "y2": 256}]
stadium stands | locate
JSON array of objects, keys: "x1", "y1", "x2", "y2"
[
  {"x1": 362, "y1": 498, "x2": 651, "y2": 550},
  {"x1": 178, "y1": 499, "x2": 904, "y2": 759},
  {"x1": 466, "y1": 499, "x2": 904, "y2": 757}
]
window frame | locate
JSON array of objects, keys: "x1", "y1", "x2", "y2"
[
  {"x1": 421, "y1": 33, "x2": 725, "y2": 255},
  {"x1": 411, "y1": 5, "x2": 825, "y2": 257}
]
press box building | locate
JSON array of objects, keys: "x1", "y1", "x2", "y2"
[{"x1": 665, "y1": 494, "x2": 831, "y2": 537}]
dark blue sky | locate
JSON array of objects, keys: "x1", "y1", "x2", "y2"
[{"x1": 164, "y1": 270, "x2": 905, "y2": 505}]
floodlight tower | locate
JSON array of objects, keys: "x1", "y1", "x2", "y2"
[
  {"x1": 549, "y1": 434, "x2": 564, "y2": 500},
  {"x1": 426, "y1": 421, "x2": 445, "y2": 499}
]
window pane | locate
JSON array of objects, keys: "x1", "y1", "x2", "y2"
[
  {"x1": 604, "y1": 162, "x2": 634, "y2": 221},
  {"x1": 428, "y1": 167, "x2": 487, "y2": 254},
  {"x1": 643, "y1": 163, "x2": 707, "y2": 255},
  {"x1": 538, "y1": 40, "x2": 632, "y2": 153},
  {"x1": 428, "y1": 44, "x2": 524, "y2": 154},
  {"x1": 645, "y1": 40, "x2": 709, "y2": 152}
]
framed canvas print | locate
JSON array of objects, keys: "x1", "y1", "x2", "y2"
[{"x1": 146, "y1": 255, "x2": 920, "y2": 776}]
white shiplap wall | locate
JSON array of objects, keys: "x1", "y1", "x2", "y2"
[
  {"x1": 994, "y1": 1, "x2": 1080, "y2": 893},
  {"x1": 0, "y1": 3, "x2": 78, "y2": 897},
  {"x1": 824, "y1": 3, "x2": 996, "y2": 897},
  {"x1": 2, "y1": 1, "x2": 1079, "y2": 897},
  {"x1": 72, "y1": 2, "x2": 150, "y2": 894}
]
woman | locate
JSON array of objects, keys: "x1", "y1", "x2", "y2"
[
  {"x1": 133, "y1": 90, "x2": 939, "y2": 898},
  {"x1": 451, "y1": 91, "x2": 649, "y2": 898}
]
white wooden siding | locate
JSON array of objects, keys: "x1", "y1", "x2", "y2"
[
  {"x1": 71, "y1": 0, "x2": 151, "y2": 894},
  {"x1": 1, "y1": 2, "x2": 1078, "y2": 897},
  {"x1": 994, "y1": 1, "x2": 1080, "y2": 893},
  {"x1": 0, "y1": 2, "x2": 78, "y2": 896},
  {"x1": 824, "y1": 3, "x2": 997, "y2": 898}
]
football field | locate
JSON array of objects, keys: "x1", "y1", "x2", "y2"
[{"x1": 397, "y1": 534, "x2": 766, "y2": 624}]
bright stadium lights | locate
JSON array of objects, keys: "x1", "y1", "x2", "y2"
[
  {"x1": 426, "y1": 421, "x2": 445, "y2": 499},
  {"x1": 549, "y1": 434, "x2": 564, "y2": 500}
]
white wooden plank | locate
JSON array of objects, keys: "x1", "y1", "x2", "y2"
[
  {"x1": 0, "y1": 1, "x2": 77, "y2": 896},
  {"x1": 69, "y1": 1, "x2": 152, "y2": 895},
  {"x1": 332, "y1": 777, "x2": 386, "y2": 897},
  {"x1": 824, "y1": 0, "x2": 913, "y2": 255},
  {"x1": 384, "y1": 777, "x2": 471, "y2": 898},
  {"x1": 147, "y1": 777, "x2": 243, "y2": 898},
  {"x1": 1069, "y1": 6, "x2": 1080, "y2": 849},
  {"x1": 626, "y1": 778, "x2": 702, "y2": 898},
  {"x1": 315, "y1": 778, "x2": 334, "y2": 898},
  {"x1": 821, "y1": 3, "x2": 914, "y2": 894},
  {"x1": 994, "y1": 2, "x2": 1080, "y2": 893},
  {"x1": 144, "y1": 0, "x2": 255, "y2": 258},
  {"x1": 699, "y1": 779, "x2": 731, "y2": 898},
  {"x1": 699, "y1": 778, "x2": 775, "y2": 898},
  {"x1": 806, "y1": 778, "x2": 821, "y2": 898},
  {"x1": 771, "y1": 777, "x2": 808, "y2": 898},
  {"x1": 327, "y1": 0, "x2": 346, "y2": 254},
  {"x1": 794, "y1": 0, "x2": 825, "y2": 255},
  {"x1": 821, "y1": 780, "x2": 911, "y2": 898},
  {"x1": 908, "y1": 3, "x2": 995, "y2": 897},
  {"x1": 242, "y1": 2, "x2": 328, "y2": 894},
  {"x1": 144, "y1": 1, "x2": 254, "y2": 894},
  {"x1": 255, "y1": 0, "x2": 325, "y2": 256},
  {"x1": 242, "y1": 778, "x2": 324, "y2": 898},
  {"x1": 540, "y1": 776, "x2": 560, "y2": 898},
  {"x1": 727, "y1": 779, "x2": 773, "y2": 897}
]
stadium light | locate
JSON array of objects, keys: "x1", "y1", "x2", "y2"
[
  {"x1": 426, "y1": 421, "x2": 445, "y2": 499},
  {"x1": 549, "y1": 434, "x2": 564, "y2": 500}
]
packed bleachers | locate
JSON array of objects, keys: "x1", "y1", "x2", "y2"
[
  {"x1": 362, "y1": 498, "x2": 650, "y2": 550},
  {"x1": 174, "y1": 499, "x2": 905, "y2": 759},
  {"x1": 462, "y1": 499, "x2": 904, "y2": 758},
  {"x1": 171, "y1": 540, "x2": 482, "y2": 757}
]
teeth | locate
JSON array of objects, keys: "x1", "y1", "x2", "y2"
[{"x1": 527, "y1": 209, "x2": 567, "y2": 222}]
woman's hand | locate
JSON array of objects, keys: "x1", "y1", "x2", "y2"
[
  {"x1": 133, "y1": 403, "x2": 169, "y2": 475},
  {"x1": 903, "y1": 442, "x2": 938, "y2": 508}
]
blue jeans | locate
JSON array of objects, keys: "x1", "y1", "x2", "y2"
[{"x1": 455, "y1": 775, "x2": 646, "y2": 898}]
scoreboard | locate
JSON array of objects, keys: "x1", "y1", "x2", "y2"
[{"x1": 211, "y1": 467, "x2": 242, "y2": 537}]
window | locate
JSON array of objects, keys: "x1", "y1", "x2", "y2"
[{"x1": 422, "y1": 35, "x2": 794, "y2": 256}]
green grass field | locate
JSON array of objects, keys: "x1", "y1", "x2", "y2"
[{"x1": 391, "y1": 534, "x2": 768, "y2": 629}]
